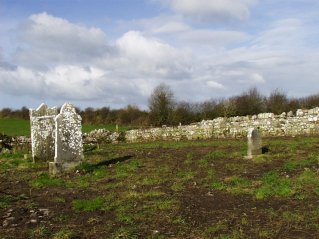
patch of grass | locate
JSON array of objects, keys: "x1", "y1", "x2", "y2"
[
  {"x1": 199, "y1": 151, "x2": 228, "y2": 167},
  {"x1": 255, "y1": 171, "x2": 293, "y2": 200},
  {"x1": 172, "y1": 215, "x2": 186, "y2": 225},
  {"x1": 0, "y1": 151, "x2": 25, "y2": 159},
  {"x1": 0, "y1": 195, "x2": 16, "y2": 209},
  {"x1": 206, "y1": 220, "x2": 228, "y2": 235},
  {"x1": 225, "y1": 175, "x2": 252, "y2": 194},
  {"x1": 138, "y1": 166, "x2": 170, "y2": 186},
  {"x1": 0, "y1": 194, "x2": 28, "y2": 209},
  {"x1": 29, "y1": 225, "x2": 50, "y2": 239},
  {"x1": 113, "y1": 227, "x2": 138, "y2": 239},
  {"x1": 176, "y1": 170, "x2": 194, "y2": 181},
  {"x1": 30, "y1": 173, "x2": 65, "y2": 188},
  {"x1": 207, "y1": 170, "x2": 226, "y2": 190},
  {"x1": 51, "y1": 197, "x2": 66, "y2": 203},
  {"x1": 116, "y1": 204, "x2": 134, "y2": 223},
  {"x1": 115, "y1": 159, "x2": 141, "y2": 178},
  {"x1": 296, "y1": 170, "x2": 319, "y2": 196},
  {"x1": 72, "y1": 197, "x2": 104, "y2": 212},
  {"x1": 0, "y1": 118, "x2": 30, "y2": 136},
  {"x1": 66, "y1": 176, "x2": 91, "y2": 188},
  {"x1": 123, "y1": 190, "x2": 165, "y2": 200},
  {"x1": 252, "y1": 154, "x2": 272, "y2": 163},
  {"x1": 282, "y1": 211, "x2": 304, "y2": 223},
  {"x1": 211, "y1": 180, "x2": 227, "y2": 190},
  {"x1": 141, "y1": 174, "x2": 165, "y2": 186},
  {"x1": 142, "y1": 198, "x2": 176, "y2": 214},
  {"x1": 0, "y1": 154, "x2": 34, "y2": 172},
  {"x1": 171, "y1": 182, "x2": 185, "y2": 191},
  {"x1": 283, "y1": 156, "x2": 318, "y2": 172},
  {"x1": 52, "y1": 229, "x2": 76, "y2": 239},
  {"x1": 152, "y1": 199, "x2": 174, "y2": 210},
  {"x1": 185, "y1": 152, "x2": 193, "y2": 164}
]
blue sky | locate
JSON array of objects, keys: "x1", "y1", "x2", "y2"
[{"x1": 0, "y1": 0, "x2": 318, "y2": 110}]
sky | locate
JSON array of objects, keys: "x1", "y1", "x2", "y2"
[{"x1": 0, "y1": 0, "x2": 318, "y2": 110}]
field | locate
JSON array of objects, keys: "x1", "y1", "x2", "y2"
[
  {"x1": 0, "y1": 118, "x2": 126, "y2": 136},
  {"x1": 1, "y1": 137, "x2": 319, "y2": 238}
]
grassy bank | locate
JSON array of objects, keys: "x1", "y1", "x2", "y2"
[{"x1": 0, "y1": 118, "x2": 127, "y2": 136}]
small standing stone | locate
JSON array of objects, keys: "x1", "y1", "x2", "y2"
[{"x1": 247, "y1": 128, "x2": 262, "y2": 159}]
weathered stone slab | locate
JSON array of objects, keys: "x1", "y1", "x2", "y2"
[
  {"x1": 30, "y1": 103, "x2": 58, "y2": 162},
  {"x1": 246, "y1": 128, "x2": 262, "y2": 159},
  {"x1": 49, "y1": 103, "x2": 83, "y2": 175}
]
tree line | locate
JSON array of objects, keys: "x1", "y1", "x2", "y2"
[{"x1": 1, "y1": 85, "x2": 319, "y2": 128}]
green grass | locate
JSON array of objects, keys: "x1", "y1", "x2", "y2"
[
  {"x1": 30, "y1": 172, "x2": 65, "y2": 188},
  {"x1": 52, "y1": 229, "x2": 76, "y2": 239},
  {"x1": 2, "y1": 136, "x2": 319, "y2": 238},
  {"x1": 113, "y1": 227, "x2": 138, "y2": 239},
  {"x1": 0, "y1": 153, "x2": 34, "y2": 171},
  {"x1": 296, "y1": 170, "x2": 319, "y2": 197},
  {"x1": 0, "y1": 195, "x2": 18, "y2": 209},
  {"x1": 283, "y1": 156, "x2": 318, "y2": 172},
  {"x1": 0, "y1": 118, "x2": 31, "y2": 136},
  {"x1": 72, "y1": 197, "x2": 105, "y2": 212},
  {"x1": 255, "y1": 171, "x2": 293, "y2": 200},
  {"x1": 0, "y1": 117, "x2": 127, "y2": 136},
  {"x1": 29, "y1": 225, "x2": 50, "y2": 239}
]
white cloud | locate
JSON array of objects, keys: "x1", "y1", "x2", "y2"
[
  {"x1": 237, "y1": 73, "x2": 266, "y2": 84},
  {"x1": 177, "y1": 29, "x2": 248, "y2": 46},
  {"x1": 15, "y1": 12, "x2": 115, "y2": 68},
  {"x1": 206, "y1": 80, "x2": 225, "y2": 89},
  {"x1": 116, "y1": 31, "x2": 192, "y2": 79},
  {"x1": 252, "y1": 18, "x2": 304, "y2": 50},
  {"x1": 0, "y1": 13, "x2": 194, "y2": 106},
  {"x1": 1, "y1": 9, "x2": 319, "y2": 109},
  {"x1": 152, "y1": 21, "x2": 191, "y2": 33},
  {"x1": 156, "y1": 0, "x2": 258, "y2": 21}
]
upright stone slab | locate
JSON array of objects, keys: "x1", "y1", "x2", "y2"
[
  {"x1": 49, "y1": 103, "x2": 83, "y2": 175},
  {"x1": 30, "y1": 103, "x2": 58, "y2": 162},
  {"x1": 247, "y1": 128, "x2": 262, "y2": 159}
]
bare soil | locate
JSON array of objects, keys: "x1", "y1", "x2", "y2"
[{"x1": 1, "y1": 137, "x2": 319, "y2": 238}]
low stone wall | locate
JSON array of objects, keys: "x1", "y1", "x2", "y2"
[{"x1": 125, "y1": 107, "x2": 319, "y2": 143}]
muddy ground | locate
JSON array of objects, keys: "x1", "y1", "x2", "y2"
[{"x1": 1, "y1": 137, "x2": 319, "y2": 238}]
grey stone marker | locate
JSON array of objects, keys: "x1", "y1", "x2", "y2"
[
  {"x1": 247, "y1": 128, "x2": 262, "y2": 159},
  {"x1": 49, "y1": 103, "x2": 84, "y2": 175},
  {"x1": 30, "y1": 103, "x2": 58, "y2": 162}
]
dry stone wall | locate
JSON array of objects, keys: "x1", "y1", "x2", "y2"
[{"x1": 125, "y1": 107, "x2": 319, "y2": 143}]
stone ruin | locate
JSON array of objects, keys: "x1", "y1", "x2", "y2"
[
  {"x1": 246, "y1": 128, "x2": 262, "y2": 159},
  {"x1": 125, "y1": 107, "x2": 319, "y2": 143},
  {"x1": 30, "y1": 103, "x2": 83, "y2": 174}
]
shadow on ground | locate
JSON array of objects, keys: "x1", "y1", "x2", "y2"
[{"x1": 82, "y1": 155, "x2": 133, "y2": 172}]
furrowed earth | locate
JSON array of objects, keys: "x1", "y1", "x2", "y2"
[{"x1": 1, "y1": 137, "x2": 319, "y2": 238}]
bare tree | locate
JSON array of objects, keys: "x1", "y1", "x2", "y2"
[
  {"x1": 266, "y1": 89, "x2": 288, "y2": 114},
  {"x1": 234, "y1": 87, "x2": 265, "y2": 116},
  {"x1": 148, "y1": 83, "x2": 175, "y2": 126}
]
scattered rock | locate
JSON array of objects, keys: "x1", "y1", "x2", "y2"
[{"x1": 30, "y1": 219, "x2": 37, "y2": 224}]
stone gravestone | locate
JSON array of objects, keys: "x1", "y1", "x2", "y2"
[
  {"x1": 30, "y1": 103, "x2": 58, "y2": 162},
  {"x1": 247, "y1": 128, "x2": 262, "y2": 159},
  {"x1": 49, "y1": 103, "x2": 83, "y2": 175}
]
